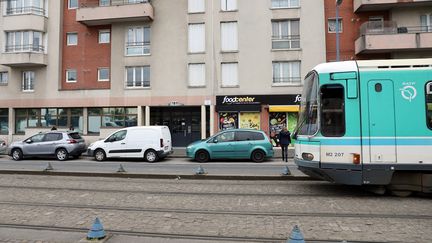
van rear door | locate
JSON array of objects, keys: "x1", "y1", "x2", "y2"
[{"x1": 161, "y1": 126, "x2": 172, "y2": 151}]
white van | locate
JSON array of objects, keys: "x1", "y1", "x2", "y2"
[{"x1": 87, "y1": 126, "x2": 172, "y2": 162}]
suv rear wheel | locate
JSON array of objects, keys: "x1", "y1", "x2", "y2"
[
  {"x1": 251, "y1": 150, "x2": 265, "y2": 163},
  {"x1": 56, "y1": 148, "x2": 69, "y2": 161}
]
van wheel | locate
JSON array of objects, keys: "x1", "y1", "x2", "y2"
[
  {"x1": 94, "y1": 149, "x2": 106, "y2": 162},
  {"x1": 195, "y1": 150, "x2": 209, "y2": 163},
  {"x1": 145, "y1": 149, "x2": 159, "y2": 163},
  {"x1": 12, "y1": 149, "x2": 23, "y2": 161},
  {"x1": 56, "y1": 148, "x2": 69, "y2": 161},
  {"x1": 251, "y1": 150, "x2": 265, "y2": 163}
]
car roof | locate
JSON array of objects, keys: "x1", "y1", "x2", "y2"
[{"x1": 220, "y1": 129, "x2": 263, "y2": 132}]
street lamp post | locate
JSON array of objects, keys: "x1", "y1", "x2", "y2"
[{"x1": 335, "y1": 0, "x2": 343, "y2": 62}]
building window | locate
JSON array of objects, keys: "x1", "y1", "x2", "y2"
[
  {"x1": 221, "y1": 22, "x2": 238, "y2": 51},
  {"x1": 68, "y1": 0, "x2": 78, "y2": 9},
  {"x1": 420, "y1": 14, "x2": 432, "y2": 32},
  {"x1": 272, "y1": 19, "x2": 300, "y2": 49},
  {"x1": 6, "y1": 31, "x2": 43, "y2": 52},
  {"x1": 188, "y1": 0, "x2": 205, "y2": 13},
  {"x1": 221, "y1": 62, "x2": 238, "y2": 87},
  {"x1": 0, "y1": 72, "x2": 8, "y2": 85},
  {"x1": 98, "y1": 68, "x2": 110, "y2": 81},
  {"x1": 328, "y1": 18, "x2": 343, "y2": 33},
  {"x1": 126, "y1": 66, "x2": 150, "y2": 88},
  {"x1": 272, "y1": 61, "x2": 301, "y2": 85},
  {"x1": 67, "y1": 33, "x2": 78, "y2": 46},
  {"x1": 271, "y1": 0, "x2": 299, "y2": 8},
  {"x1": 22, "y1": 71, "x2": 34, "y2": 91},
  {"x1": 221, "y1": 0, "x2": 237, "y2": 11},
  {"x1": 188, "y1": 23, "x2": 205, "y2": 53},
  {"x1": 99, "y1": 30, "x2": 110, "y2": 43},
  {"x1": 188, "y1": 63, "x2": 206, "y2": 87},
  {"x1": 66, "y1": 69, "x2": 77, "y2": 83},
  {"x1": 0, "y1": 109, "x2": 8, "y2": 135},
  {"x1": 126, "y1": 26, "x2": 150, "y2": 55},
  {"x1": 6, "y1": 0, "x2": 46, "y2": 15},
  {"x1": 99, "y1": 0, "x2": 110, "y2": 6},
  {"x1": 88, "y1": 107, "x2": 138, "y2": 134},
  {"x1": 15, "y1": 108, "x2": 83, "y2": 134}
]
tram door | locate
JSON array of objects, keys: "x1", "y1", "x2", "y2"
[{"x1": 367, "y1": 80, "x2": 397, "y2": 163}]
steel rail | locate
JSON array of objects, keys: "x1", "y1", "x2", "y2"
[{"x1": 0, "y1": 201, "x2": 430, "y2": 220}]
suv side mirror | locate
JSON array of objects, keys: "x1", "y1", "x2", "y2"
[{"x1": 213, "y1": 138, "x2": 218, "y2": 143}]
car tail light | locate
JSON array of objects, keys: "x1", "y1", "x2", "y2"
[
  {"x1": 352, "y1": 153, "x2": 361, "y2": 164},
  {"x1": 67, "y1": 139, "x2": 77, "y2": 144},
  {"x1": 160, "y1": 138, "x2": 164, "y2": 148}
]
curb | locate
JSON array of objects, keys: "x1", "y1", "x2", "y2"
[{"x1": 0, "y1": 170, "x2": 319, "y2": 181}]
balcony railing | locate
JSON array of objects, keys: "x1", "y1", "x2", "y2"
[
  {"x1": 359, "y1": 21, "x2": 432, "y2": 37},
  {"x1": 6, "y1": 6, "x2": 45, "y2": 16},
  {"x1": 5, "y1": 45, "x2": 45, "y2": 53},
  {"x1": 80, "y1": 0, "x2": 150, "y2": 8},
  {"x1": 126, "y1": 42, "x2": 150, "y2": 55},
  {"x1": 272, "y1": 35, "x2": 300, "y2": 49}
]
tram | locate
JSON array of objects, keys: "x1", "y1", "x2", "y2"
[{"x1": 293, "y1": 58, "x2": 432, "y2": 196}]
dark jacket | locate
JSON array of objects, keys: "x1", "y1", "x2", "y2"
[{"x1": 278, "y1": 131, "x2": 291, "y2": 146}]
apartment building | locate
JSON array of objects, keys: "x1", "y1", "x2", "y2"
[
  {"x1": 0, "y1": 0, "x2": 325, "y2": 147},
  {"x1": 325, "y1": 0, "x2": 432, "y2": 61}
]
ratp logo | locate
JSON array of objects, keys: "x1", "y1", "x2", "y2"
[{"x1": 400, "y1": 85, "x2": 417, "y2": 102}]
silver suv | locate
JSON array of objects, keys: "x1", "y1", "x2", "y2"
[{"x1": 8, "y1": 131, "x2": 86, "y2": 161}]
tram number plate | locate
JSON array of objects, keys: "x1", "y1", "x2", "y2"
[{"x1": 326, "y1": 152, "x2": 344, "y2": 157}]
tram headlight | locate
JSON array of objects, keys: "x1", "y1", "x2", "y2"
[
  {"x1": 352, "y1": 153, "x2": 361, "y2": 164},
  {"x1": 302, "y1": 152, "x2": 314, "y2": 161}
]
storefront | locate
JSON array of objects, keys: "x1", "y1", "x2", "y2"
[{"x1": 216, "y1": 94, "x2": 301, "y2": 147}]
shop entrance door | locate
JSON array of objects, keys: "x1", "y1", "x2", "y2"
[{"x1": 150, "y1": 107, "x2": 203, "y2": 147}]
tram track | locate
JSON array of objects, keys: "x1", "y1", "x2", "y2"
[
  {"x1": 0, "y1": 184, "x2": 371, "y2": 198},
  {"x1": 0, "y1": 223, "x2": 389, "y2": 243},
  {"x1": 0, "y1": 200, "x2": 430, "y2": 220}
]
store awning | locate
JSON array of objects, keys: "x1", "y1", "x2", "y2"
[{"x1": 269, "y1": 105, "x2": 299, "y2": 112}]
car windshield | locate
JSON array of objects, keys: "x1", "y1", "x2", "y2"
[{"x1": 294, "y1": 71, "x2": 319, "y2": 136}]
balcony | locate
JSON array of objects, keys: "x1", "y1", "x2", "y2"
[
  {"x1": 354, "y1": 0, "x2": 432, "y2": 12},
  {"x1": 355, "y1": 21, "x2": 432, "y2": 54},
  {"x1": 0, "y1": 46, "x2": 47, "y2": 67},
  {"x1": 76, "y1": 0, "x2": 154, "y2": 26}
]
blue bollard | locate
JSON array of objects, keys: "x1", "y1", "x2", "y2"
[
  {"x1": 87, "y1": 217, "x2": 106, "y2": 240},
  {"x1": 287, "y1": 225, "x2": 305, "y2": 243},
  {"x1": 282, "y1": 165, "x2": 291, "y2": 175}
]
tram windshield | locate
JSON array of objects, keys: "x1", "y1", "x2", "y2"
[{"x1": 294, "y1": 71, "x2": 319, "y2": 136}]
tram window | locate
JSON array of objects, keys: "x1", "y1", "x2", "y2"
[
  {"x1": 426, "y1": 82, "x2": 432, "y2": 130},
  {"x1": 320, "y1": 84, "x2": 345, "y2": 137}
]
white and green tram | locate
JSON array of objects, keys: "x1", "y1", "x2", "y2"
[{"x1": 293, "y1": 58, "x2": 432, "y2": 195}]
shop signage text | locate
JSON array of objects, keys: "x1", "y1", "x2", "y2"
[{"x1": 222, "y1": 96, "x2": 258, "y2": 105}]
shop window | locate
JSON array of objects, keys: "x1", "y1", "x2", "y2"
[
  {"x1": 219, "y1": 112, "x2": 238, "y2": 130},
  {"x1": 320, "y1": 84, "x2": 345, "y2": 137},
  {"x1": 0, "y1": 109, "x2": 8, "y2": 135},
  {"x1": 239, "y1": 112, "x2": 260, "y2": 129},
  {"x1": 14, "y1": 108, "x2": 83, "y2": 134},
  {"x1": 269, "y1": 112, "x2": 286, "y2": 147},
  {"x1": 89, "y1": 107, "x2": 138, "y2": 135}
]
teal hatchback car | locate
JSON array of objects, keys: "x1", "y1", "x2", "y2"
[{"x1": 186, "y1": 129, "x2": 274, "y2": 162}]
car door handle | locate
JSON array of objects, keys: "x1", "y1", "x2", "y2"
[{"x1": 121, "y1": 143, "x2": 126, "y2": 145}]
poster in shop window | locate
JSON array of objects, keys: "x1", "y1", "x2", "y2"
[
  {"x1": 269, "y1": 112, "x2": 287, "y2": 147},
  {"x1": 219, "y1": 112, "x2": 238, "y2": 130},
  {"x1": 239, "y1": 112, "x2": 260, "y2": 130}
]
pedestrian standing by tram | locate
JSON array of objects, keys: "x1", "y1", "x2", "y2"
[{"x1": 278, "y1": 127, "x2": 291, "y2": 162}]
